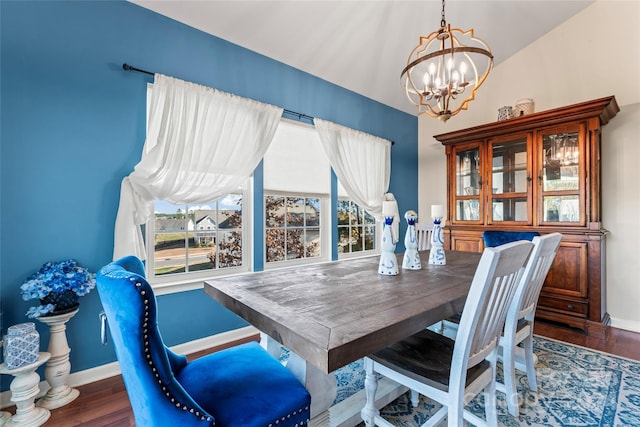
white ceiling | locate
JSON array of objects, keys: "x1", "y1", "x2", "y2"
[{"x1": 130, "y1": 0, "x2": 594, "y2": 116}]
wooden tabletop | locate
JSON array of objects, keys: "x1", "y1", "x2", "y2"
[{"x1": 204, "y1": 250, "x2": 481, "y2": 374}]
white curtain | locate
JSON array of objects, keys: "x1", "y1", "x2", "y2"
[
  {"x1": 113, "y1": 74, "x2": 283, "y2": 260},
  {"x1": 314, "y1": 119, "x2": 392, "y2": 220}
]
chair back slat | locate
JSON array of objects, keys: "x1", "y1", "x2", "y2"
[
  {"x1": 416, "y1": 223, "x2": 433, "y2": 250},
  {"x1": 517, "y1": 233, "x2": 563, "y2": 318}
]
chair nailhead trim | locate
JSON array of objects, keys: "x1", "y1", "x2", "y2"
[
  {"x1": 130, "y1": 280, "x2": 216, "y2": 426},
  {"x1": 268, "y1": 406, "x2": 309, "y2": 427}
]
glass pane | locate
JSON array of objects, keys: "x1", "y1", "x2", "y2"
[
  {"x1": 350, "y1": 226, "x2": 363, "y2": 252},
  {"x1": 337, "y1": 227, "x2": 350, "y2": 253},
  {"x1": 364, "y1": 226, "x2": 375, "y2": 250},
  {"x1": 492, "y1": 198, "x2": 528, "y2": 222},
  {"x1": 187, "y1": 234, "x2": 213, "y2": 272},
  {"x1": 544, "y1": 195, "x2": 579, "y2": 222},
  {"x1": 364, "y1": 210, "x2": 375, "y2": 225},
  {"x1": 492, "y1": 139, "x2": 527, "y2": 194},
  {"x1": 154, "y1": 200, "x2": 188, "y2": 276},
  {"x1": 266, "y1": 229, "x2": 285, "y2": 262},
  {"x1": 286, "y1": 228, "x2": 304, "y2": 260},
  {"x1": 337, "y1": 200, "x2": 350, "y2": 225},
  {"x1": 543, "y1": 164, "x2": 579, "y2": 192},
  {"x1": 218, "y1": 194, "x2": 242, "y2": 228},
  {"x1": 456, "y1": 148, "x2": 480, "y2": 196},
  {"x1": 305, "y1": 228, "x2": 321, "y2": 258},
  {"x1": 287, "y1": 197, "x2": 305, "y2": 227},
  {"x1": 456, "y1": 199, "x2": 480, "y2": 221},
  {"x1": 354, "y1": 204, "x2": 364, "y2": 225},
  {"x1": 543, "y1": 132, "x2": 579, "y2": 191},
  {"x1": 217, "y1": 230, "x2": 242, "y2": 268},
  {"x1": 266, "y1": 196, "x2": 285, "y2": 228},
  {"x1": 305, "y1": 198, "x2": 320, "y2": 226}
]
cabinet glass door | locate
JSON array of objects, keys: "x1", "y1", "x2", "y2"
[
  {"x1": 488, "y1": 136, "x2": 531, "y2": 223},
  {"x1": 454, "y1": 146, "x2": 482, "y2": 222},
  {"x1": 539, "y1": 128, "x2": 584, "y2": 224}
]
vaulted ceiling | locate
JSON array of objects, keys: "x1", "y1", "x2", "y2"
[{"x1": 130, "y1": 1, "x2": 594, "y2": 116}]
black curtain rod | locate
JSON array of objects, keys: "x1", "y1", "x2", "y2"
[{"x1": 122, "y1": 63, "x2": 315, "y2": 123}]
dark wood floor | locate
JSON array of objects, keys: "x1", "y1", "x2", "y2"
[{"x1": 10, "y1": 324, "x2": 640, "y2": 427}]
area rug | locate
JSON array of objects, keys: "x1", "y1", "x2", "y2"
[{"x1": 330, "y1": 336, "x2": 640, "y2": 426}]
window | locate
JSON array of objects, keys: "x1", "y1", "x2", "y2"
[
  {"x1": 263, "y1": 119, "x2": 330, "y2": 267},
  {"x1": 148, "y1": 193, "x2": 246, "y2": 279},
  {"x1": 337, "y1": 199, "x2": 376, "y2": 256},
  {"x1": 265, "y1": 195, "x2": 322, "y2": 263}
]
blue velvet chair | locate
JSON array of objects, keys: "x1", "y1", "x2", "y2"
[
  {"x1": 96, "y1": 256, "x2": 311, "y2": 427},
  {"x1": 482, "y1": 230, "x2": 540, "y2": 247}
]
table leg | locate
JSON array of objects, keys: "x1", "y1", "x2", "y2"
[
  {"x1": 286, "y1": 351, "x2": 337, "y2": 418},
  {"x1": 260, "y1": 333, "x2": 337, "y2": 418},
  {"x1": 259, "y1": 335, "x2": 406, "y2": 427}
]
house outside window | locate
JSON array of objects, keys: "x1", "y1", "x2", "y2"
[
  {"x1": 148, "y1": 193, "x2": 246, "y2": 280},
  {"x1": 265, "y1": 195, "x2": 322, "y2": 264},
  {"x1": 337, "y1": 199, "x2": 376, "y2": 256}
]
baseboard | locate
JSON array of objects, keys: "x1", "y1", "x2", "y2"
[
  {"x1": 0, "y1": 325, "x2": 259, "y2": 409},
  {"x1": 609, "y1": 316, "x2": 640, "y2": 334}
]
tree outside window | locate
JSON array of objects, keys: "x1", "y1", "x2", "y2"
[
  {"x1": 337, "y1": 199, "x2": 376, "y2": 255},
  {"x1": 265, "y1": 195, "x2": 321, "y2": 263},
  {"x1": 152, "y1": 194, "x2": 243, "y2": 276}
]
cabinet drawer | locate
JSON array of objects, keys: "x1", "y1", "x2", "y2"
[{"x1": 538, "y1": 296, "x2": 587, "y2": 316}]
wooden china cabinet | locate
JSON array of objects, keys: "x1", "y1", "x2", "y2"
[{"x1": 434, "y1": 96, "x2": 619, "y2": 337}]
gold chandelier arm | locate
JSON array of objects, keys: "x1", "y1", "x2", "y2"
[{"x1": 401, "y1": 46, "x2": 493, "y2": 78}]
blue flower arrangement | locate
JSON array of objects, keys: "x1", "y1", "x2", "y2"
[{"x1": 21, "y1": 259, "x2": 96, "y2": 318}]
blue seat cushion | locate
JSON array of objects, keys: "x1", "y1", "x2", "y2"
[
  {"x1": 482, "y1": 230, "x2": 540, "y2": 248},
  {"x1": 176, "y1": 341, "x2": 311, "y2": 427}
]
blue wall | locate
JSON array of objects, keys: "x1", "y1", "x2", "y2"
[{"x1": 0, "y1": 0, "x2": 418, "y2": 389}]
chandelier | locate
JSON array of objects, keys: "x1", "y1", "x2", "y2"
[
  {"x1": 401, "y1": 0, "x2": 493, "y2": 121},
  {"x1": 545, "y1": 134, "x2": 579, "y2": 167}
]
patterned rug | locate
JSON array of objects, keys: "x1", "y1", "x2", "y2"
[{"x1": 330, "y1": 336, "x2": 640, "y2": 426}]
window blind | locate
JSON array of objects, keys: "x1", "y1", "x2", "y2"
[{"x1": 263, "y1": 119, "x2": 330, "y2": 196}]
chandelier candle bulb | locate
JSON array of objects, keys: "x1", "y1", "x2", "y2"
[
  {"x1": 382, "y1": 201, "x2": 395, "y2": 217},
  {"x1": 431, "y1": 204, "x2": 444, "y2": 219}
]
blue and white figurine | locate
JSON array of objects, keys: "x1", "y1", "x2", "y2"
[
  {"x1": 402, "y1": 210, "x2": 421, "y2": 270},
  {"x1": 428, "y1": 205, "x2": 446, "y2": 265},
  {"x1": 378, "y1": 200, "x2": 399, "y2": 275}
]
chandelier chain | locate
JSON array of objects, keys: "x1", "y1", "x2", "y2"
[{"x1": 440, "y1": 0, "x2": 446, "y2": 27}]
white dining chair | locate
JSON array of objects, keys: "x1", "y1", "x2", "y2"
[
  {"x1": 499, "y1": 232, "x2": 562, "y2": 415},
  {"x1": 361, "y1": 240, "x2": 533, "y2": 427},
  {"x1": 416, "y1": 222, "x2": 433, "y2": 250},
  {"x1": 439, "y1": 232, "x2": 563, "y2": 416}
]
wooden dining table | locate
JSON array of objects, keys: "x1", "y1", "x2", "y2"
[{"x1": 204, "y1": 249, "x2": 481, "y2": 426}]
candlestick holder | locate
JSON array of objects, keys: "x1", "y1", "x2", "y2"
[
  {"x1": 402, "y1": 210, "x2": 421, "y2": 270},
  {"x1": 378, "y1": 216, "x2": 398, "y2": 275},
  {"x1": 428, "y1": 217, "x2": 446, "y2": 265}
]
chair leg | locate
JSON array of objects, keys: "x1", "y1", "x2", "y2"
[
  {"x1": 447, "y1": 398, "x2": 464, "y2": 427},
  {"x1": 410, "y1": 389, "x2": 419, "y2": 407},
  {"x1": 502, "y1": 340, "x2": 520, "y2": 416},
  {"x1": 361, "y1": 358, "x2": 379, "y2": 427},
  {"x1": 523, "y1": 332, "x2": 537, "y2": 392},
  {"x1": 484, "y1": 383, "x2": 498, "y2": 427}
]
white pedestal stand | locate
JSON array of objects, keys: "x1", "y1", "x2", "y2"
[
  {"x1": 36, "y1": 308, "x2": 80, "y2": 410},
  {"x1": 0, "y1": 352, "x2": 51, "y2": 427}
]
